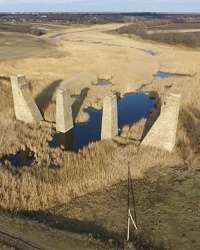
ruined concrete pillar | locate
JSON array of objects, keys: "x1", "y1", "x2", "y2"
[
  {"x1": 141, "y1": 93, "x2": 181, "y2": 151},
  {"x1": 11, "y1": 75, "x2": 43, "y2": 123},
  {"x1": 56, "y1": 88, "x2": 73, "y2": 133},
  {"x1": 101, "y1": 94, "x2": 118, "y2": 140}
]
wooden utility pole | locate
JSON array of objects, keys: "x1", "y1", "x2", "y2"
[{"x1": 127, "y1": 165, "x2": 138, "y2": 242}]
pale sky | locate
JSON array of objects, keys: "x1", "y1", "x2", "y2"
[{"x1": 0, "y1": 0, "x2": 200, "y2": 13}]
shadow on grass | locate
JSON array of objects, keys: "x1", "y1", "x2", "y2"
[
  {"x1": 35, "y1": 79, "x2": 62, "y2": 116},
  {"x1": 17, "y1": 210, "x2": 123, "y2": 247},
  {"x1": 15, "y1": 210, "x2": 166, "y2": 250},
  {"x1": 141, "y1": 91, "x2": 161, "y2": 140},
  {"x1": 72, "y1": 87, "x2": 89, "y2": 121}
]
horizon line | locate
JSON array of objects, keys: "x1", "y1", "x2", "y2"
[{"x1": 0, "y1": 11, "x2": 200, "y2": 14}]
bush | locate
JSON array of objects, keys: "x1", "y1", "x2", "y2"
[{"x1": 118, "y1": 23, "x2": 200, "y2": 48}]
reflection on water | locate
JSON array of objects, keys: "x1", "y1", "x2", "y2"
[
  {"x1": 1, "y1": 150, "x2": 35, "y2": 167},
  {"x1": 118, "y1": 92, "x2": 154, "y2": 130},
  {"x1": 51, "y1": 108, "x2": 102, "y2": 152},
  {"x1": 51, "y1": 92, "x2": 154, "y2": 152},
  {"x1": 52, "y1": 128, "x2": 74, "y2": 151}
]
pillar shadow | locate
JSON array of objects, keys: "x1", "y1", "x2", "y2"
[
  {"x1": 35, "y1": 79, "x2": 62, "y2": 116},
  {"x1": 141, "y1": 91, "x2": 161, "y2": 141},
  {"x1": 0, "y1": 76, "x2": 10, "y2": 81},
  {"x1": 190, "y1": 107, "x2": 200, "y2": 120},
  {"x1": 72, "y1": 88, "x2": 89, "y2": 121}
]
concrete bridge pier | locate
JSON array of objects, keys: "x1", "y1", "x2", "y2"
[
  {"x1": 101, "y1": 94, "x2": 118, "y2": 140},
  {"x1": 141, "y1": 93, "x2": 181, "y2": 151},
  {"x1": 11, "y1": 75, "x2": 43, "y2": 123},
  {"x1": 56, "y1": 88, "x2": 73, "y2": 133}
]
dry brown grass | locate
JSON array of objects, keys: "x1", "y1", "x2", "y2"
[
  {"x1": 0, "y1": 79, "x2": 54, "y2": 159},
  {"x1": 0, "y1": 80, "x2": 183, "y2": 211},
  {"x1": 0, "y1": 138, "x2": 183, "y2": 211},
  {"x1": 121, "y1": 118, "x2": 147, "y2": 140},
  {"x1": 176, "y1": 106, "x2": 200, "y2": 170},
  {"x1": 0, "y1": 23, "x2": 200, "y2": 212}
]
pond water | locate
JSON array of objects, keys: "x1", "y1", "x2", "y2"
[
  {"x1": 52, "y1": 36, "x2": 61, "y2": 40},
  {"x1": 1, "y1": 150, "x2": 35, "y2": 168},
  {"x1": 51, "y1": 92, "x2": 154, "y2": 152},
  {"x1": 156, "y1": 72, "x2": 175, "y2": 79},
  {"x1": 145, "y1": 51, "x2": 157, "y2": 56},
  {"x1": 98, "y1": 80, "x2": 111, "y2": 86}
]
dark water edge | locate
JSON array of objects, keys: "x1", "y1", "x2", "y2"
[{"x1": 51, "y1": 92, "x2": 154, "y2": 153}]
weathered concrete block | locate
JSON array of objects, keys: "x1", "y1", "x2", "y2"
[
  {"x1": 141, "y1": 93, "x2": 181, "y2": 151},
  {"x1": 101, "y1": 94, "x2": 118, "y2": 140},
  {"x1": 56, "y1": 88, "x2": 73, "y2": 133},
  {"x1": 11, "y1": 75, "x2": 43, "y2": 123}
]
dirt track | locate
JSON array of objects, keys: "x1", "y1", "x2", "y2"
[{"x1": 0, "y1": 228, "x2": 53, "y2": 250}]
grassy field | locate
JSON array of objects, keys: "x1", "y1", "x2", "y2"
[
  {"x1": 0, "y1": 212, "x2": 114, "y2": 250},
  {"x1": 44, "y1": 166, "x2": 199, "y2": 250},
  {"x1": 0, "y1": 243, "x2": 13, "y2": 250},
  {"x1": 0, "y1": 32, "x2": 61, "y2": 62},
  {"x1": 0, "y1": 22, "x2": 200, "y2": 249}
]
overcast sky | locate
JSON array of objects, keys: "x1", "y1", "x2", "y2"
[{"x1": 0, "y1": 0, "x2": 200, "y2": 13}]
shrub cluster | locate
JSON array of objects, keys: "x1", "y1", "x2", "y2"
[
  {"x1": 0, "y1": 24, "x2": 46, "y2": 36},
  {"x1": 118, "y1": 23, "x2": 200, "y2": 48}
]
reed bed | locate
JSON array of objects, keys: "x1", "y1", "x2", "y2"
[
  {"x1": 0, "y1": 139, "x2": 183, "y2": 211},
  {"x1": 121, "y1": 119, "x2": 147, "y2": 140}
]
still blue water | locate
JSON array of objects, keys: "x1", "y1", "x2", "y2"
[
  {"x1": 2, "y1": 93, "x2": 154, "y2": 166},
  {"x1": 51, "y1": 92, "x2": 154, "y2": 152},
  {"x1": 156, "y1": 72, "x2": 174, "y2": 79}
]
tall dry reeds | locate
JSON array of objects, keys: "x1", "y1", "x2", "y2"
[
  {"x1": 0, "y1": 139, "x2": 183, "y2": 211},
  {"x1": 121, "y1": 118, "x2": 147, "y2": 140}
]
